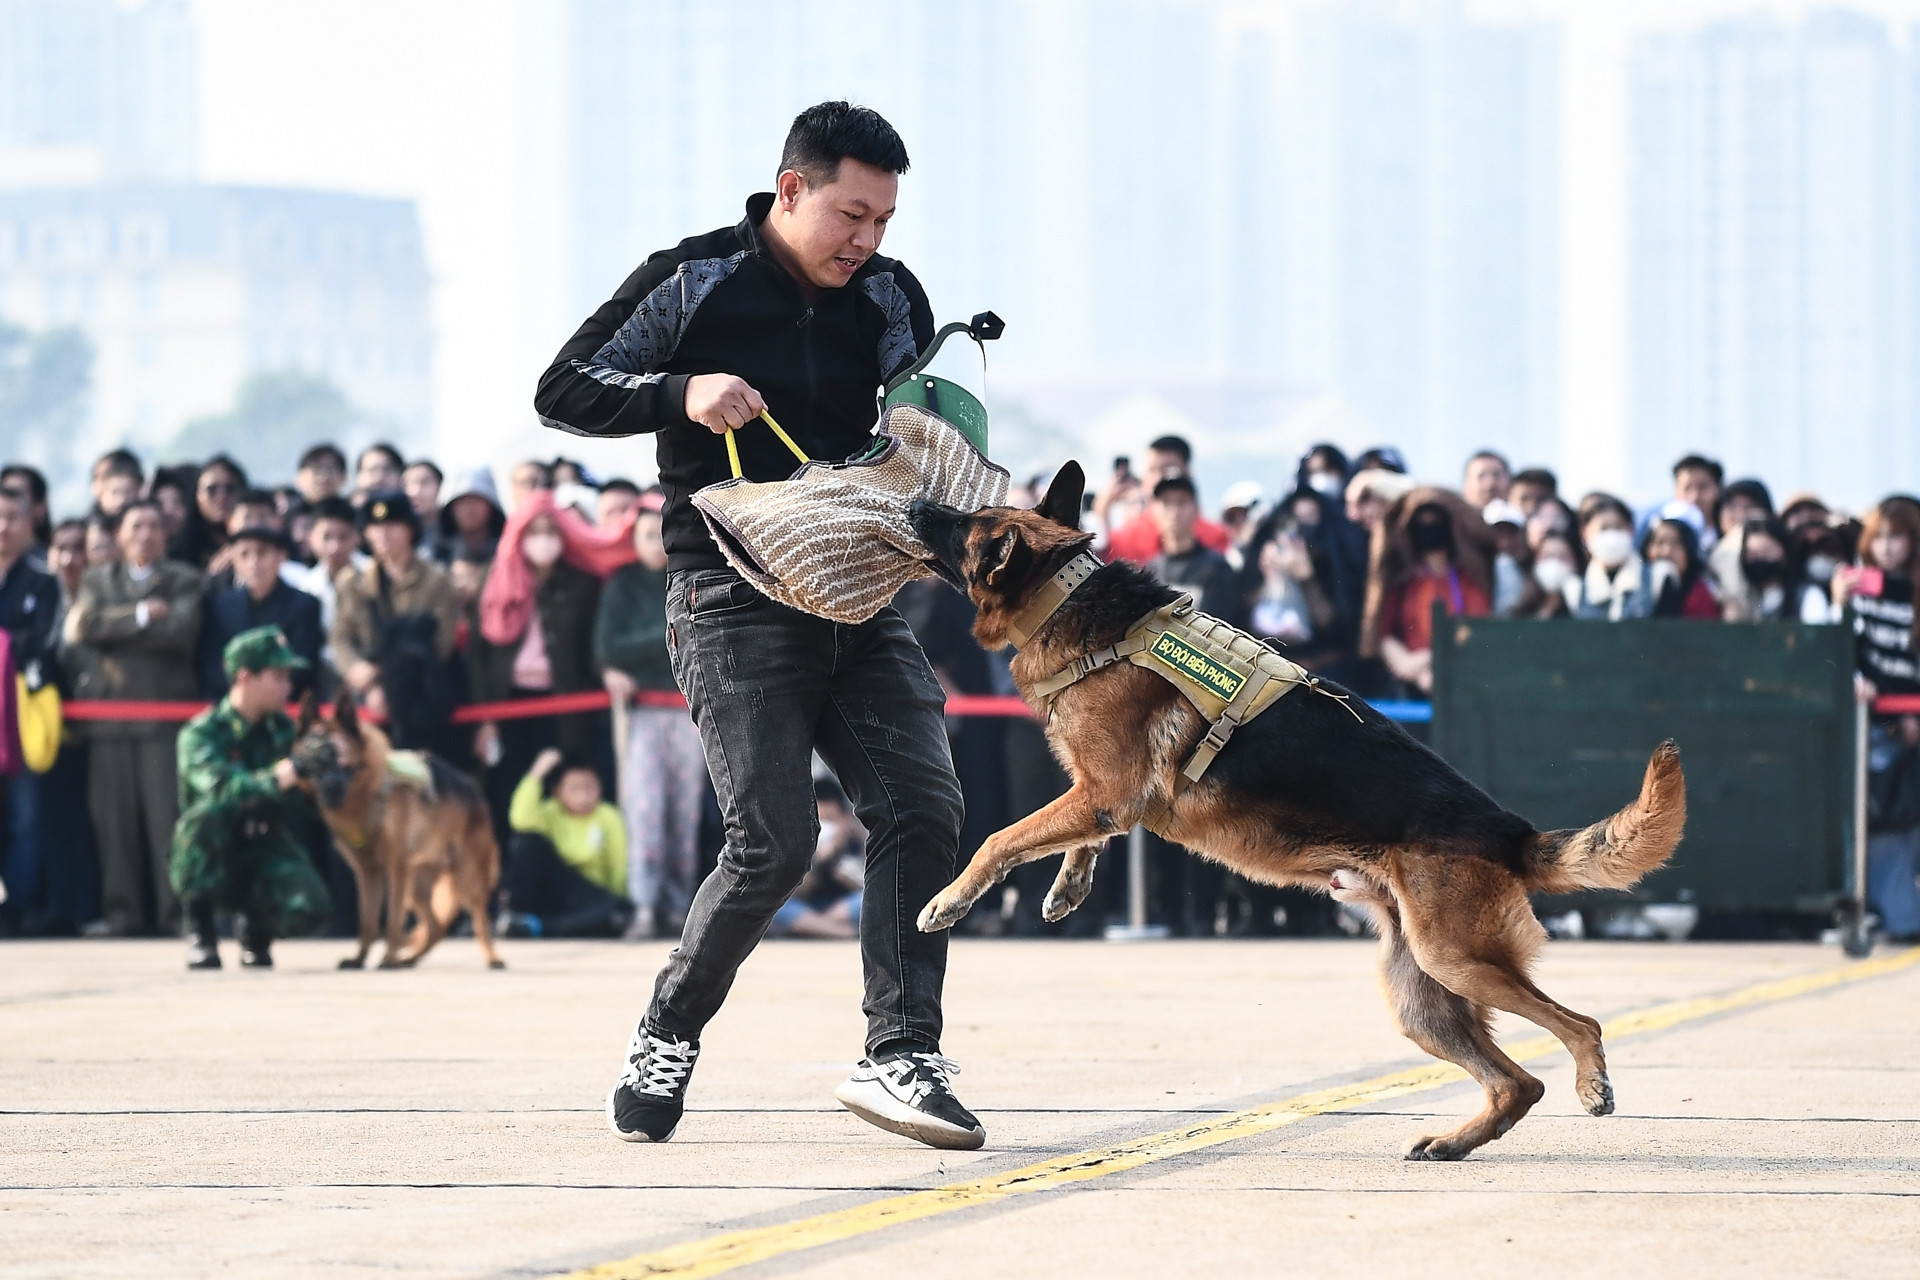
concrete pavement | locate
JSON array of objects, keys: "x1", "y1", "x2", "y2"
[{"x1": 3, "y1": 936, "x2": 1915, "y2": 1278}]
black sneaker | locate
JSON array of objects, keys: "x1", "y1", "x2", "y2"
[
  {"x1": 239, "y1": 942, "x2": 273, "y2": 969},
  {"x1": 835, "y1": 1050, "x2": 986, "y2": 1150},
  {"x1": 185, "y1": 939, "x2": 222, "y2": 970},
  {"x1": 605, "y1": 1023, "x2": 699, "y2": 1143}
]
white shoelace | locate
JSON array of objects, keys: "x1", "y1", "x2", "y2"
[
  {"x1": 881, "y1": 1051, "x2": 961, "y2": 1104},
  {"x1": 623, "y1": 1029, "x2": 698, "y2": 1099}
]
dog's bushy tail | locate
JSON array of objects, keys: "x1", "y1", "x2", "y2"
[{"x1": 1522, "y1": 741, "x2": 1686, "y2": 894}]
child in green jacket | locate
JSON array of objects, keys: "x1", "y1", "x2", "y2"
[{"x1": 496, "y1": 748, "x2": 632, "y2": 938}]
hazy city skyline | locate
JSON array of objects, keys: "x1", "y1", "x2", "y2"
[{"x1": 9, "y1": 0, "x2": 1920, "y2": 508}]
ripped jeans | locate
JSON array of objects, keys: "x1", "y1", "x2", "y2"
[{"x1": 644, "y1": 567, "x2": 964, "y2": 1055}]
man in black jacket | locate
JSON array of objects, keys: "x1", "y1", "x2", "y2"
[
  {"x1": 536, "y1": 102, "x2": 978, "y2": 1151},
  {"x1": 197, "y1": 527, "x2": 323, "y2": 699}
]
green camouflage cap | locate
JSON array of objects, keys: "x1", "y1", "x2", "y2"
[{"x1": 223, "y1": 625, "x2": 310, "y2": 679}]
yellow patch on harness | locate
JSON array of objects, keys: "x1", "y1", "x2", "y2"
[{"x1": 1147, "y1": 630, "x2": 1248, "y2": 703}]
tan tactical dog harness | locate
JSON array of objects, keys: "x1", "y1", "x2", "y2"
[{"x1": 1010, "y1": 552, "x2": 1357, "y2": 808}]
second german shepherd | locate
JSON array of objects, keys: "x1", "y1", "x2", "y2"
[
  {"x1": 292, "y1": 692, "x2": 505, "y2": 970},
  {"x1": 908, "y1": 463, "x2": 1686, "y2": 1160}
]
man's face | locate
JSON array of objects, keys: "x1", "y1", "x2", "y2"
[
  {"x1": 0, "y1": 496, "x2": 29, "y2": 561},
  {"x1": 598, "y1": 489, "x2": 639, "y2": 528},
  {"x1": 232, "y1": 539, "x2": 285, "y2": 599},
  {"x1": 98, "y1": 473, "x2": 140, "y2": 517},
  {"x1": 357, "y1": 452, "x2": 401, "y2": 496},
  {"x1": 86, "y1": 522, "x2": 119, "y2": 566},
  {"x1": 772, "y1": 159, "x2": 898, "y2": 290},
  {"x1": 1152, "y1": 490, "x2": 1198, "y2": 549},
  {"x1": 297, "y1": 457, "x2": 345, "y2": 502},
  {"x1": 119, "y1": 507, "x2": 165, "y2": 565},
  {"x1": 507, "y1": 464, "x2": 549, "y2": 512},
  {"x1": 228, "y1": 503, "x2": 278, "y2": 536},
  {"x1": 49, "y1": 526, "x2": 87, "y2": 585},
  {"x1": 403, "y1": 465, "x2": 441, "y2": 517},
  {"x1": 198, "y1": 468, "x2": 241, "y2": 523},
  {"x1": 232, "y1": 665, "x2": 292, "y2": 719},
  {"x1": 1675, "y1": 467, "x2": 1719, "y2": 516},
  {"x1": 1509, "y1": 479, "x2": 1549, "y2": 518},
  {"x1": 309, "y1": 517, "x2": 356, "y2": 569},
  {"x1": 364, "y1": 522, "x2": 414, "y2": 564},
  {"x1": 1463, "y1": 457, "x2": 1510, "y2": 507},
  {"x1": 1142, "y1": 448, "x2": 1186, "y2": 490}
]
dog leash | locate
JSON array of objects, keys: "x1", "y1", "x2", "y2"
[{"x1": 724, "y1": 410, "x2": 810, "y2": 479}]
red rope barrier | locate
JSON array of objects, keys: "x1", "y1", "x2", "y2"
[{"x1": 58, "y1": 689, "x2": 1042, "y2": 724}]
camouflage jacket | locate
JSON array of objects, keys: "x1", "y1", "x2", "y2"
[{"x1": 176, "y1": 696, "x2": 296, "y2": 819}]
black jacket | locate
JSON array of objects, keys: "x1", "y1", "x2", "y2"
[
  {"x1": 534, "y1": 192, "x2": 936, "y2": 571},
  {"x1": 0, "y1": 557, "x2": 61, "y2": 691},
  {"x1": 198, "y1": 580, "x2": 324, "y2": 698}
]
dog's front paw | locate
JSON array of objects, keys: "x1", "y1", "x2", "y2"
[{"x1": 917, "y1": 883, "x2": 975, "y2": 933}]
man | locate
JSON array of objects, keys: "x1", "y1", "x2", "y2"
[
  {"x1": 1671, "y1": 454, "x2": 1724, "y2": 547},
  {"x1": 284, "y1": 496, "x2": 360, "y2": 688},
  {"x1": 91, "y1": 449, "x2": 146, "y2": 518},
  {"x1": 1461, "y1": 450, "x2": 1511, "y2": 509},
  {"x1": 172, "y1": 626, "x2": 332, "y2": 969},
  {"x1": 597, "y1": 478, "x2": 641, "y2": 528},
  {"x1": 505, "y1": 460, "x2": 552, "y2": 514},
  {"x1": 331, "y1": 491, "x2": 461, "y2": 743},
  {"x1": 295, "y1": 444, "x2": 347, "y2": 504},
  {"x1": 0, "y1": 464, "x2": 51, "y2": 549},
  {"x1": 535, "y1": 101, "x2": 978, "y2": 1150},
  {"x1": 198, "y1": 526, "x2": 323, "y2": 699},
  {"x1": 353, "y1": 444, "x2": 404, "y2": 503},
  {"x1": 1146, "y1": 476, "x2": 1242, "y2": 625},
  {"x1": 1104, "y1": 435, "x2": 1230, "y2": 564},
  {"x1": 403, "y1": 460, "x2": 449, "y2": 561},
  {"x1": 1508, "y1": 467, "x2": 1557, "y2": 520},
  {"x1": 0, "y1": 489, "x2": 62, "y2": 933},
  {"x1": 64, "y1": 500, "x2": 205, "y2": 936}
]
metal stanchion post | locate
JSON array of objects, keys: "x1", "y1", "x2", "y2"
[
  {"x1": 1842, "y1": 698, "x2": 1874, "y2": 956},
  {"x1": 1104, "y1": 824, "x2": 1168, "y2": 942}
]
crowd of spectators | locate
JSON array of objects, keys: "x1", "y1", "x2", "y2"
[{"x1": 0, "y1": 431, "x2": 1916, "y2": 944}]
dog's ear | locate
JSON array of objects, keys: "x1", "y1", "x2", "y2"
[
  {"x1": 333, "y1": 687, "x2": 361, "y2": 739},
  {"x1": 1035, "y1": 461, "x2": 1086, "y2": 530},
  {"x1": 984, "y1": 527, "x2": 1036, "y2": 590},
  {"x1": 295, "y1": 689, "x2": 319, "y2": 732}
]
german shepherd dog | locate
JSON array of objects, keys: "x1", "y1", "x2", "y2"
[
  {"x1": 908, "y1": 463, "x2": 1687, "y2": 1161},
  {"x1": 292, "y1": 691, "x2": 505, "y2": 970}
]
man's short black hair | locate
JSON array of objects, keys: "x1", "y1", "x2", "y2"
[
  {"x1": 404, "y1": 458, "x2": 444, "y2": 486},
  {"x1": 1, "y1": 464, "x2": 48, "y2": 502},
  {"x1": 1152, "y1": 474, "x2": 1197, "y2": 502},
  {"x1": 94, "y1": 448, "x2": 144, "y2": 483},
  {"x1": 234, "y1": 488, "x2": 278, "y2": 511},
  {"x1": 1465, "y1": 449, "x2": 1510, "y2": 473},
  {"x1": 1147, "y1": 435, "x2": 1193, "y2": 464},
  {"x1": 600, "y1": 478, "x2": 640, "y2": 498},
  {"x1": 309, "y1": 496, "x2": 357, "y2": 526},
  {"x1": 1512, "y1": 467, "x2": 1557, "y2": 495},
  {"x1": 109, "y1": 497, "x2": 161, "y2": 534},
  {"x1": 201, "y1": 453, "x2": 249, "y2": 486},
  {"x1": 1672, "y1": 454, "x2": 1723, "y2": 484},
  {"x1": 779, "y1": 101, "x2": 910, "y2": 186},
  {"x1": 358, "y1": 442, "x2": 404, "y2": 472},
  {"x1": 299, "y1": 443, "x2": 346, "y2": 473}
]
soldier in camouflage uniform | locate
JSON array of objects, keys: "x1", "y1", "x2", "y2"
[{"x1": 172, "y1": 625, "x2": 333, "y2": 969}]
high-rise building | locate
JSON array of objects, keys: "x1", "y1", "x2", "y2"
[
  {"x1": 0, "y1": 0, "x2": 433, "y2": 480},
  {"x1": 1629, "y1": 12, "x2": 1913, "y2": 507},
  {"x1": 0, "y1": 0, "x2": 198, "y2": 186},
  {"x1": 533, "y1": 0, "x2": 1558, "y2": 487}
]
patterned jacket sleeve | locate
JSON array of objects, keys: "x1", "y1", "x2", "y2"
[{"x1": 534, "y1": 252, "x2": 693, "y2": 439}]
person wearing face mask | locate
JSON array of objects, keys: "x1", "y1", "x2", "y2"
[
  {"x1": 1566, "y1": 496, "x2": 1652, "y2": 621},
  {"x1": 1722, "y1": 517, "x2": 1825, "y2": 624},
  {"x1": 472, "y1": 490, "x2": 635, "y2": 849},
  {"x1": 1516, "y1": 532, "x2": 1578, "y2": 619},
  {"x1": 1359, "y1": 490, "x2": 1494, "y2": 696}
]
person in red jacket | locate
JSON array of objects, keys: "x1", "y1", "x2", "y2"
[{"x1": 1103, "y1": 435, "x2": 1230, "y2": 564}]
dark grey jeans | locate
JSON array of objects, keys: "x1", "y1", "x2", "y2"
[{"x1": 646, "y1": 567, "x2": 964, "y2": 1054}]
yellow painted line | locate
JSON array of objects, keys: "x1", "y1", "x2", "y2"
[{"x1": 560, "y1": 947, "x2": 1920, "y2": 1280}]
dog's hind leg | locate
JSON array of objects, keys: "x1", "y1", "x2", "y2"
[
  {"x1": 459, "y1": 823, "x2": 506, "y2": 969},
  {"x1": 377, "y1": 858, "x2": 414, "y2": 968},
  {"x1": 393, "y1": 864, "x2": 451, "y2": 966},
  {"x1": 1041, "y1": 845, "x2": 1102, "y2": 923},
  {"x1": 1393, "y1": 859, "x2": 1613, "y2": 1119},
  {"x1": 1367, "y1": 887, "x2": 1544, "y2": 1161}
]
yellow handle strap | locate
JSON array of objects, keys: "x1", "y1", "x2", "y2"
[{"x1": 723, "y1": 410, "x2": 811, "y2": 479}]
